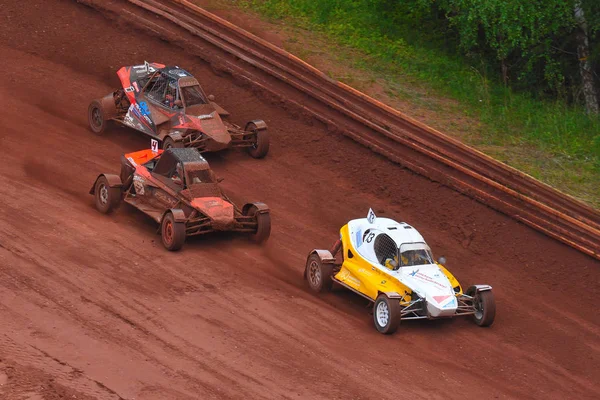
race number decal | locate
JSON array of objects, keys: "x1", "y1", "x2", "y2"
[
  {"x1": 151, "y1": 139, "x2": 159, "y2": 152},
  {"x1": 367, "y1": 208, "x2": 377, "y2": 224}
]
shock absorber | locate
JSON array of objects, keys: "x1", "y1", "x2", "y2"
[{"x1": 329, "y1": 239, "x2": 342, "y2": 256}]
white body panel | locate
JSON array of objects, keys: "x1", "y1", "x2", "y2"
[{"x1": 398, "y1": 265, "x2": 457, "y2": 317}]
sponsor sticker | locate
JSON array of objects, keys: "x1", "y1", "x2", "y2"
[
  {"x1": 197, "y1": 112, "x2": 214, "y2": 120},
  {"x1": 133, "y1": 61, "x2": 156, "y2": 73},
  {"x1": 433, "y1": 295, "x2": 451, "y2": 304},
  {"x1": 124, "y1": 113, "x2": 136, "y2": 127},
  {"x1": 132, "y1": 103, "x2": 152, "y2": 125},
  {"x1": 169, "y1": 69, "x2": 188, "y2": 77},
  {"x1": 133, "y1": 175, "x2": 145, "y2": 195},
  {"x1": 347, "y1": 275, "x2": 361, "y2": 287},
  {"x1": 442, "y1": 297, "x2": 457, "y2": 309},
  {"x1": 414, "y1": 271, "x2": 447, "y2": 290},
  {"x1": 138, "y1": 101, "x2": 151, "y2": 116}
]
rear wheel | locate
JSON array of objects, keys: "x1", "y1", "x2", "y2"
[
  {"x1": 94, "y1": 176, "x2": 121, "y2": 214},
  {"x1": 246, "y1": 123, "x2": 269, "y2": 158},
  {"x1": 88, "y1": 100, "x2": 107, "y2": 135},
  {"x1": 305, "y1": 253, "x2": 333, "y2": 293},
  {"x1": 163, "y1": 136, "x2": 184, "y2": 150},
  {"x1": 467, "y1": 287, "x2": 496, "y2": 327},
  {"x1": 373, "y1": 294, "x2": 401, "y2": 334},
  {"x1": 161, "y1": 212, "x2": 186, "y2": 251}
]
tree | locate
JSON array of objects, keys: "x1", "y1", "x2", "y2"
[
  {"x1": 575, "y1": 1, "x2": 599, "y2": 114},
  {"x1": 419, "y1": 0, "x2": 599, "y2": 110}
]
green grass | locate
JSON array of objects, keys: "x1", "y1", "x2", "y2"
[{"x1": 234, "y1": 0, "x2": 599, "y2": 207}]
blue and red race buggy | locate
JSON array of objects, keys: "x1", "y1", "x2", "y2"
[{"x1": 88, "y1": 62, "x2": 269, "y2": 158}]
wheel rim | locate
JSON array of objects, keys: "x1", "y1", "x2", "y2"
[
  {"x1": 474, "y1": 295, "x2": 483, "y2": 320},
  {"x1": 92, "y1": 107, "x2": 102, "y2": 128},
  {"x1": 98, "y1": 183, "x2": 108, "y2": 205},
  {"x1": 164, "y1": 141, "x2": 172, "y2": 150},
  {"x1": 308, "y1": 260, "x2": 321, "y2": 287},
  {"x1": 376, "y1": 301, "x2": 390, "y2": 327},
  {"x1": 164, "y1": 220, "x2": 173, "y2": 245}
]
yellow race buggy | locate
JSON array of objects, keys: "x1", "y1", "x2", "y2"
[{"x1": 305, "y1": 210, "x2": 496, "y2": 334}]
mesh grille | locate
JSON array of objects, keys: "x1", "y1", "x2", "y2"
[
  {"x1": 146, "y1": 74, "x2": 178, "y2": 107},
  {"x1": 181, "y1": 183, "x2": 222, "y2": 200},
  {"x1": 373, "y1": 234, "x2": 397, "y2": 265},
  {"x1": 167, "y1": 148, "x2": 206, "y2": 163}
]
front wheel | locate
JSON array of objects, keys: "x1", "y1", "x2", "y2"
[
  {"x1": 467, "y1": 287, "x2": 496, "y2": 327},
  {"x1": 161, "y1": 212, "x2": 186, "y2": 251},
  {"x1": 94, "y1": 176, "x2": 121, "y2": 214},
  {"x1": 246, "y1": 124, "x2": 269, "y2": 159},
  {"x1": 163, "y1": 136, "x2": 184, "y2": 150},
  {"x1": 305, "y1": 253, "x2": 333, "y2": 293},
  {"x1": 373, "y1": 294, "x2": 401, "y2": 334},
  {"x1": 244, "y1": 205, "x2": 271, "y2": 243},
  {"x1": 88, "y1": 100, "x2": 107, "y2": 135}
]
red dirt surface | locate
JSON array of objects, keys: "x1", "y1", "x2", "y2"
[{"x1": 0, "y1": 1, "x2": 598, "y2": 399}]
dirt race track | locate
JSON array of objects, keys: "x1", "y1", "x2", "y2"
[{"x1": 0, "y1": 1, "x2": 599, "y2": 399}]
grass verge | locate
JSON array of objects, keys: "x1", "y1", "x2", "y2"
[{"x1": 202, "y1": 0, "x2": 600, "y2": 208}]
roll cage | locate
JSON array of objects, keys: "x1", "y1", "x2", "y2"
[
  {"x1": 140, "y1": 70, "x2": 209, "y2": 110},
  {"x1": 144, "y1": 148, "x2": 214, "y2": 191}
]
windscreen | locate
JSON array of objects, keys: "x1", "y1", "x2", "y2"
[
  {"x1": 187, "y1": 168, "x2": 214, "y2": 184},
  {"x1": 399, "y1": 242, "x2": 434, "y2": 267},
  {"x1": 181, "y1": 85, "x2": 207, "y2": 106},
  {"x1": 142, "y1": 157, "x2": 160, "y2": 172}
]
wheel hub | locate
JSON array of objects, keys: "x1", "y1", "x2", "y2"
[
  {"x1": 474, "y1": 296, "x2": 483, "y2": 319},
  {"x1": 308, "y1": 260, "x2": 321, "y2": 287},
  {"x1": 99, "y1": 184, "x2": 108, "y2": 205},
  {"x1": 92, "y1": 108, "x2": 102, "y2": 127},
  {"x1": 376, "y1": 301, "x2": 389, "y2": 327},
  {"x1": 164, "y1": 221, "x2": 173, "y2": 244}
]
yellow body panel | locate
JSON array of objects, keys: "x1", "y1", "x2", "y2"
[
  {"x1": 334, "y1": 224, "x2": 462, "y2": 302},
  {"x1": 438, "y1": 263, "x2": 462, "y2": 295}
]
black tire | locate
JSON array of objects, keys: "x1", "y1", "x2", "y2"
[
  {"x1": 160, "y1": 212, "x2": 186, "y2": 251},
  {"x1": 88, "y1": 100, "x2": 107, "y2": 135},
  {"x1": 373, "y1": 294, "x2": 402, "y2": 334},
  {"x1": 305, "y1": 253, "x2": 334, "y2": 293},
  {"x1": 163, "y1": 136, "x2": 184, "y2": 150},
  {"x1": 246, "y1": 124, "x2": 269, "y2": 158},
  {"x1": 94, "y1": 176, "x2": 121, "y2": 214},
  {"x1": 467, "y1": 287, "x2": 496, "y2": 327},
  {"x1": 245, "y1": 205, "x2": 271, "y2": 243}
]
